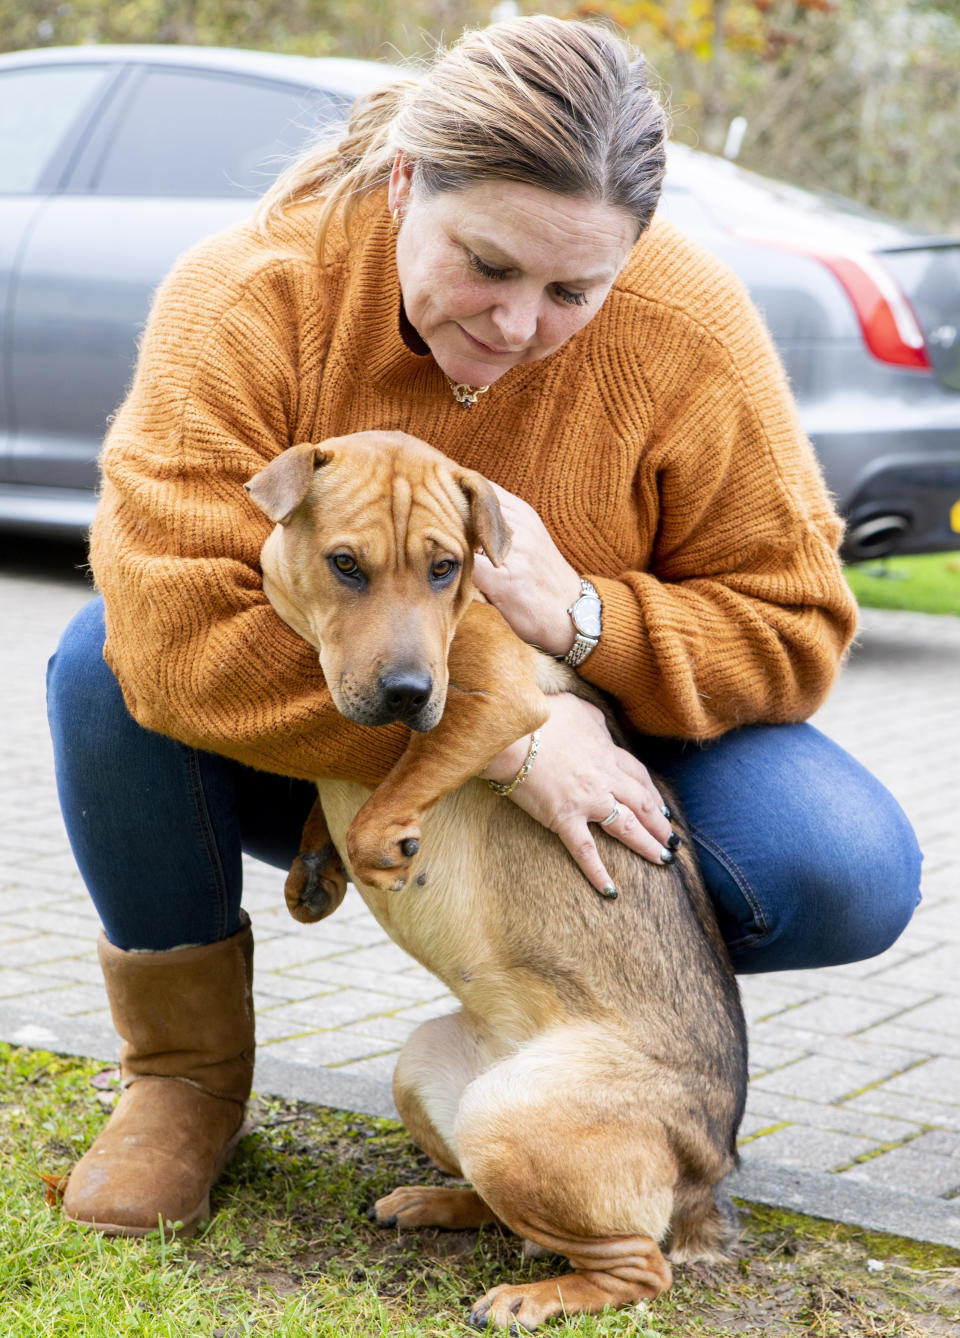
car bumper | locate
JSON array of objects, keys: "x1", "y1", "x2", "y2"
[
  {"x1": 808, "y1": 434, "x2": 960, "y2": 559},
  {"x1": 0, "y1": 484, "x2": 96, "y2": 539}
]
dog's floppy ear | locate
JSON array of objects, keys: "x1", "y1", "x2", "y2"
[
  {"x1": 458, "y1": 470, "x2": 512, "y2": 567},
  {"x1": 245, "y1": 443, "x2": 334, "y2": 525}
]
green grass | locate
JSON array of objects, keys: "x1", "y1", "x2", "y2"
[
  {"x1": 2, "y1": 1043, "x2": 958, "y2": 1336},
  {"x1": 845, "y1": 551, "x2": 960, "y2": 616}
]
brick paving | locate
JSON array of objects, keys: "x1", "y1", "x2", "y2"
[{"x1": 1, "y1": 548, "x2": 958, "y2": 1246}]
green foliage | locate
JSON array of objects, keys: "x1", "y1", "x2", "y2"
[
  {"x1": 845, "y1": 551, "x2": 960, "y2": 616},
  {"x1": 0, "y1": 0, "x2": 491, "y2": 61},
  {"x1": 570, "y1": 0, "x2": 960, "y2": 232}
]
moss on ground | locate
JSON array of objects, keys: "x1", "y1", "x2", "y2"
[{"x1": 2, "y1": 1044, "x2": 958, "y2": 1335}]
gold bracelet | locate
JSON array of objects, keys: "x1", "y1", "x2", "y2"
[{"x1": 486, "y1": 730, "x2": 541, "y2": 797}]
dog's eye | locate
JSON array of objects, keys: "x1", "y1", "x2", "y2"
[
  {"x1": 430, "y1": 559, "x2": 458, "y2": 583},
  {"x1": 330, "y1": 553, "x2": 360, "y2": 578}
]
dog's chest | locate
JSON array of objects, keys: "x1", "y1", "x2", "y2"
[{"x1": 316, "y1": 779, "x2": 486, "y2": 960}]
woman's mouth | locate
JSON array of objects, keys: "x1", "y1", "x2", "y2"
[{"x1": 459, "y1": 326, "x2": 518, "y2": 357}]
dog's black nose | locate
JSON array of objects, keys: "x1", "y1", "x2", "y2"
[{"x1": 379, "y1": 670, "x2": 433, "y2": 721}]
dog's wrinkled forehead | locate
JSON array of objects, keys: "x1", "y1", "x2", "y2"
[
  {"x1": 305, "y1": 454, "x2": 470, "y2": 552},
  {"x1": 387, "y1": 467, "x2": 473, "y2": 561},
  {"x1": 246, "y1": 432, "x2": 510, "y2": 568}
]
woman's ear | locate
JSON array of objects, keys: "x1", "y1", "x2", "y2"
[{"x1": 387, "y1": 151, "x2": 415, "y2": 217}]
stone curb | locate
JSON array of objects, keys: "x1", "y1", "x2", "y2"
[
  {"x1": 5, "y1": 1000, "x2": 958, "y2": 1251},
  {"x1": 727, "y1": 1162, "x2": 960, "y2": 1251},
  {"x1": 0, "y1": 1002, "x2": 399, "y2": 1123}
]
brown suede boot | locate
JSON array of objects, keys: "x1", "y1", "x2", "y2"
[{"x1": 63, "y1": 916, "x2": 254, "y2": 1236}]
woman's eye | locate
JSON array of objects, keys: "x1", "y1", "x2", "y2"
[
  {"x1": 469, "y1": 251, "x2": 587, "y2": 306},
  {"x1": 469, "y1": 252, "x2": 509, "y2": 281},
  {"x1": 555, "y1": 285, "x2": 588, "y2": 307}
]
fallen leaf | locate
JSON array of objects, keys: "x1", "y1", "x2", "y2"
[{"x1": 39, "y1": 1171, "x2": 69, "y2": 1208}]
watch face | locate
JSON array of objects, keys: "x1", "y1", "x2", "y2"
[{"x1": 572, "y1": 594, "x2": 602, "y2": 638}]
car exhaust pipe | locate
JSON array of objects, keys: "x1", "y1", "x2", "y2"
[{"x1": 843, "y1": 513, "x2": 912, "y2": 562}]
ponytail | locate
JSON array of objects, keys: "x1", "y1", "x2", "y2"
[{"x1": 256, "y1": 80, "x2": 417, "y2": 257}]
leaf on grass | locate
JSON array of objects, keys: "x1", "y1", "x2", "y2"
[{"x1": 39, "y1": 1170, "x2": 69, "y2": 1208}]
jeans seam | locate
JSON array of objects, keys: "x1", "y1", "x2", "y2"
[
  {"x1": 688, "y1": 821, "x2": 770, "y2": 945},
  {"x1": 182, "y1": 745, "x2": 230, "y2": 941}
]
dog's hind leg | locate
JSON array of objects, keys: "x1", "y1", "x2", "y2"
[
  {"x1": 284, "y1": 797, "x2": 348, "y2": 924},
  {"x1": 371, "y1": 1011, "x2": 503, "y2": 1231},
  {"x1": 666, "y1": 1180, "x2": 739, "y2": 1264},
  {"x1": 453, "y1": 1029, "x2": 676, "y2": 1328}
]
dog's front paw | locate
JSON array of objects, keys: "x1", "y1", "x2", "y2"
[{"x1": 346, "y1": 817, "x2": 422, "y2": 892}]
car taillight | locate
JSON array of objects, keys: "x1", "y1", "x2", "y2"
[
  {"x1": 739, "y1": 236, "x2": 932, "y2": 370},
  {"x1": 814, "y1": 251, "x2": 931, "y2": 369}
]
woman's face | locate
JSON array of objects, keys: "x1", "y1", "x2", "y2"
[{"x1": 389, "y1": 156, "x2": 637, "y2": 387}]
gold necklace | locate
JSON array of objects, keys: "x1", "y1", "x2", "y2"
[{"x1": 447, "y1": 379, "x2": 490, "y2": 409}]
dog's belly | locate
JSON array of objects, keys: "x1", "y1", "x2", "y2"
[
  {"x1": 316, "y1": 776, "x2": 743, "y2": 1063},
  {"x1": 317, "y1": 777, "x2": 572, "y2": 1048}
]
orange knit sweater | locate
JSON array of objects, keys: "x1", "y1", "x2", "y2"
[{"x1": 90, "y1": 193, "x2": 857, "y2": 785}]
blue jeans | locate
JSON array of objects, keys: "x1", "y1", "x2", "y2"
[{"x1": 47, "y1": 598, "x2": 921, "y2": 973}]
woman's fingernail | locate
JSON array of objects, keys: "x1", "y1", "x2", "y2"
[
  {"x1": 600, "y1": 883, "x2": 618, "y2": 899},
  {"x1": 659, "y1": 847, "x2": 676, "y2": 865},
  {"x1": 661, "y1": 804, "x2": 672, "y2": 820},
  {"x1": 667, "y1": 831, "x2": 683, "y2": 851}
]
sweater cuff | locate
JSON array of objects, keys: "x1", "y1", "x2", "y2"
[
  {"x1": 574, "y1": 574, "x2": 669, "y2": 730},
  {"x1": 573, "y1": 572, "x2": 648, "y2": 690}
]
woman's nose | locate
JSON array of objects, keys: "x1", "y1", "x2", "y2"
[{"x1": 490, "y1": 290, "x2": 540, "y2": 348}]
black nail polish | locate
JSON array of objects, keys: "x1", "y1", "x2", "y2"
[
  {"x1": 661, "y1": 804, "x2": 672, "y2": 821},
  {"x1": 659, "y1": 847, "x2": 676, "y2": 865},
  {"x1": 667, "y1": 831, "x2": 683, "y2": 851}
]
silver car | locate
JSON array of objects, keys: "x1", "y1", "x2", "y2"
[
  {"x1": 659, "y1": 146, "x2": 960, "y2": 561},
  {"x1": 2, "y1": 44, "x2": 958, "y2": 560}
]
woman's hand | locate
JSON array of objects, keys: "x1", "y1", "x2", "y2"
[
  {"x1": 481, "y1": 692, "x2": 678, "y2": 897},
  {"x1": 472, "y1": 483, "x2": 582, "y2": 655}
]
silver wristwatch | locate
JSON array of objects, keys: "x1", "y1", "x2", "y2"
[{"x1": 563, "y1": 578, "x2": 602, "y2": 668}]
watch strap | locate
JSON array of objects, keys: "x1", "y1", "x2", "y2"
[{"x1": 564, "y1": 632, "x2": 598, "y2": 668}]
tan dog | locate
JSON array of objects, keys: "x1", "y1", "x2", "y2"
[{"x1": 246, "y1": 431, "x2": 747, "y2": 1331}]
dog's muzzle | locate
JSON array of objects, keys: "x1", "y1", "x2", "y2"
[{"x1": 333, "y1": 667, "x2": 445, "y2": 731}]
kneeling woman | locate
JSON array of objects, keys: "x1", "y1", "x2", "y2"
[{"x1": 47, "y1": 15, "x2": 920, "y2": 1241}]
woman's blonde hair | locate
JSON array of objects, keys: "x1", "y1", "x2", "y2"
[{"x1": 257, "y1": 15, "x2": 668, "y2": 255}]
